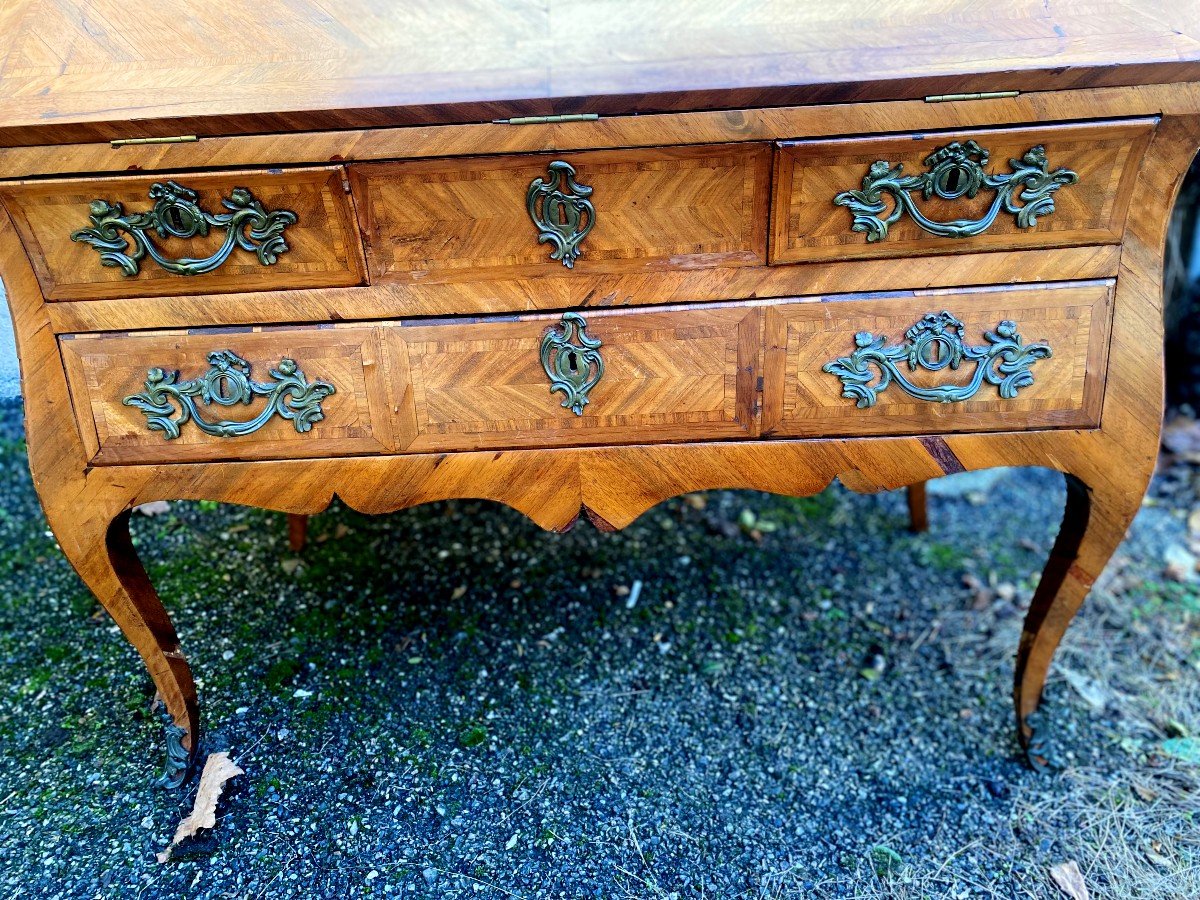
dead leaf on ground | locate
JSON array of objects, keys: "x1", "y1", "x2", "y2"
[
  {"x1": 157, "y1": 752, "x2": 244, "y2": 863},
  {"x1": 1145, "y1": 841, "x2": 1173, "y2": 869},
  {"x1": 1049, "y1": 860, "x2": 1090, "y2": 900},
  {"x1": 1131, "y1": 782, "x2": 1158, "y2": 802},
  {"x1": 1061, "y1": 668, "x2": 1111, "y2": 712},
  {"x1": 1162, "y1": 415, "x2": 1200, "y2": 461},
  {"x1": 1163, "y1": 543, "x2": 1198, "y2": 582}
]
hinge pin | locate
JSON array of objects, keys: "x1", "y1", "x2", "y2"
[
  {"x1": 494, "y1": 113, "x2": 600, "y2": 126},
  {"x1": 924, "y1": 91, "x2": 1019, "y2": 103},
  {"x1": 110, "y1": 135, "x2": 199, "y2": 148}
]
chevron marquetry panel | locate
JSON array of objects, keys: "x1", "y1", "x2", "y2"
[
  {"x1": 387, "y1": 306, "x2": 759, "y2": 452},
  {"x1": 350, "y1": 144, "x2": 771, "y2": 283},
  {"x1": 762, "y1": 281, "x2": 1114, "y2": 437},
  {"x1": 771, "y1": 119, "x2": 1155, "y2": 264}
]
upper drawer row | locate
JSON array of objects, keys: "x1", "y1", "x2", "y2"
[{"x1": 0, "y1": 119, "x2": 1154, "y2": 302}]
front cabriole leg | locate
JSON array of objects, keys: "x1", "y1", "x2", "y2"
[{"x1": 51, "y1": 508, "x2": 200, "y2": 788}]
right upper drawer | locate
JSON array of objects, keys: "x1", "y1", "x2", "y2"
[{"x1": 770, "y1": 119, "x2": 1156, "y2": 264}]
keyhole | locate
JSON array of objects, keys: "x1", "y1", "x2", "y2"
[
  {"x1": 164, "y1": 206, "x2": 186, "y2": 233},
  {"x1": 567, "y1": 351, "x2": 579, "y2": 373},
  {"x1": 945, "y1": 168, "x2": 961, "y2": 193},
  {"x1": 213, "y1": 373, "x2": 235, "y2": 402}
]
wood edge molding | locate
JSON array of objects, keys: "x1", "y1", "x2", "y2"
[
  {"x1": 0, "y1": 84, "x2": 1194, "y2": 181},
  {"x1": 2, "y1": 59, "x2": 1200, "y2": 150},
  {"x1": 43, "y1": 246, "x2": 1123, "y2": 334}
]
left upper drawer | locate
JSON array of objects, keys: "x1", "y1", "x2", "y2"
[
  {"x1": 0, "y1": 166, "x2": 367, "y2": 301},
  {"x1": 60, "y1": 327, "x2": 395, "y2": 464}
]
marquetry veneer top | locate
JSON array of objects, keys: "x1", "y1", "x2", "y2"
[{"x1": 1, "y1": 0, "x2": 1199, "y2": 147}]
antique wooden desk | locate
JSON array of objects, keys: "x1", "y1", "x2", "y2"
[{"x1": 2, "y1": 1, "x2": 1199, "y2": 787}]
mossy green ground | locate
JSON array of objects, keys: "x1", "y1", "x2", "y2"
[{"x1": 0, "y1": 404, "x2": 1197, "y2": 898}]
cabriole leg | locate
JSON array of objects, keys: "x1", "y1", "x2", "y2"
[
  {"x1": 1015, "y1": 473, "x2": 1139, "y2": 770},
  {"x1": 52, "y1": 509, "x2": 199, "y2": 788}
]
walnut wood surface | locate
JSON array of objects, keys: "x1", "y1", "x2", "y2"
[
  {"x1": 0, "y1": 167, "x2": 365, "y2": 301},
  {"x1": 763, "y1": 282, "x2": 1113, "y2": 437},
  {"x1": 1, "y1": 1, "x2": 1198, "y2": 147},
  {"x1": 772, "y1": 120, "x2": 1155, "y2": 264},
  {"x1": 352, "y1": 144, "x2": 771, "y2": 283}
]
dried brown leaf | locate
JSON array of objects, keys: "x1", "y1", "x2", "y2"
[
  {"x1": 1049, "y1": 860, "x2": 1090, "y2": 900},
  {"x1": 1162, "y1": 415, "x2": 1200, "y2": 461},
  {"x1": 156, "y1": 752, "x2": 244, "y2": 863}
]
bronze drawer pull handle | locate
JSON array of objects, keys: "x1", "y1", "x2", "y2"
[
  {"x1": 541, "y1": 312, "x2": 603, "y2": 415},
  {"x1": 527, "y1": 160, "x2": 595, "y2": 268},
  {"x1": 822, "y1": 311, "x2": 1051, "y2": 408},
  {"x1": 71, "y1": 180, "x2": 298, "y2": 277},
  {"x1": 833, "y1": 142, "x2": 1078, "y2": 242},
  {"x1": 123, "y1": 350, "x2": 335, "y2": 439}
]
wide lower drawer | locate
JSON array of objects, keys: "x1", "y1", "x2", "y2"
[
  {"x1": 771, "y1": 119, "x2": 1155, "y2": 264},
  {"x1": 61, "y1": 305, "x2": 759, "y2": 465},
  {"x1": 1, "y1": 166, "x2": 366, "y2": 301},
  {"x1": 60, "y1": 280, "x2": 1111, "y2": 466}
]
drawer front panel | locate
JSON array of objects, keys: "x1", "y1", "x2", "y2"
[
  {"x1": 762, "y1": 281, "x2": 1113, "y2": 437},
  {"x1": 2, "y1": 167, "x2": 366, "y2": 301},
  {"x1": 388, "y1": 306, "x2": 759, "y2": 452},
  {"x1": 61, "y1": 328, "x2": 393, "y2": 464},
  {"x1": 350, "y1": 144, "x2": 772, "y2": 282},
  {"x1": 771, "y1": 120, "x2": 1155, "y2": 264}
]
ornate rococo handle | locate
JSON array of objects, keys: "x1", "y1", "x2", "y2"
[
  {"x1": 71, "y1": 181, "x2": 298, "y2": 277},
  {"x1": 833, "y1": 141, "x2": 1079, "y2": 241},
  {"x1": 123, "y1": 350, "x2": 335, "y2": 439},
  {"x1": 822, "y1": 312, "x2": 1052, "y2": 408},
  {"x1": 527, "y1": 161, "x2": 595, "y2": 268},
  {"x1": 540, "y1": 312, "x2": 604, "y2": 415}
]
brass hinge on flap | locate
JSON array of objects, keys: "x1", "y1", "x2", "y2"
[
  {"x1": 924, "y1": 91, "x2": 1019, "y2": 103},
  {"x1": 493, "y1": 113, "x2": 600, "y2": 125},
  {"x1": 110, "y1": 135, "x2": 199, "y2": 148}
]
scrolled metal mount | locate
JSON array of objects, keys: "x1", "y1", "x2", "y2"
[
  {"x1": 527, "y1": 160, "x2": 595, "y2": 268},
  {"x1": 123, "y1": 349, "x2": 335, "y2": 440},
  {"x1": 71, "y1": 180, "x2": 298, "y2": 277},
  {"x1": 155, "y1": 711, "x2": 192, "y2": 790},
  {"x1": 822, "y1": 311, "x2": 1052, "y2": 408},
  {"x1": 541, "y1": 312, "x2": 603, "y2": 416},
  {"x1": 833, "y1": 141, "x2": 1078, "y2": 242}
]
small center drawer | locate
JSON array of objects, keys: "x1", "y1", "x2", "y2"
[{"x1": 349, "y1": 144, "x2": 772, "y2": 283}]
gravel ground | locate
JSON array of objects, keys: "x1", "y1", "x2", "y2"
[{"x1": 0, "y1": 401, "x2": 1197, "y2": 899}]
